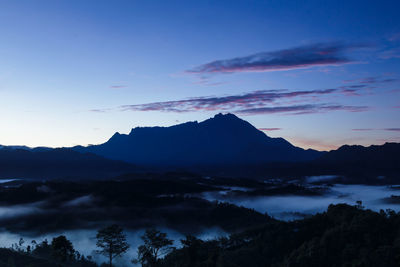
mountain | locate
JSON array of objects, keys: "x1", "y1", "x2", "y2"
[
  {"x1": 74, "y1": 113, "x2": 321, "y2": 166},
  {"x1": 0, "y1": 148, "x2": 136, "y2": 179}
]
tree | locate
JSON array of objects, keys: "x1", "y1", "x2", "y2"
[
  {"x1": 133, "y1": 228, "x2": 174, "y2": 267},
  {"x1": 96, "y1": 224, "x2": 130, "y2": 267},
  {"x1": 51, "y1": 235, "x2": 75, "y2": 262}
]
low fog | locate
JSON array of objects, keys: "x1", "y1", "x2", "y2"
[
  {"x1": 203, "y1": 184, "x2": 400, "y2": 220},
  {"x1": 1, "y1": 176, "x2": 400, "y2": 266},
  {"x1": 0, "y1": 227, "x2": 227, "y2": 266}
]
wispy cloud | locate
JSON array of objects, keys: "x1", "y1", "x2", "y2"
[
  {"x1": 90, "y1": 108, "x2": 111, "y2": 113},
  {"x1": 110, "y1": 85, "x2": 128, "y2": 89},
  {"x1": 339, "y1": 84, "x2": 369, "y2": 96},
  {"x1": 121, "y1": 89, "x2": 337, "y2": 113},
  {"x1": 384, "y1": 128, "x2": 400, "y2": 132},
  {"x1": 344, "y1": 76, "x2": 399, "y2": 84},
  {"x1": 351, "y1": 128, "x2": 400, "y2": 132},
  {"x1": 352, "y1": 128, "x2": 374, "y2": 131},
  {"x1": 187, "y1": 42, "x2": 367, "y2": 74},
  {"x1": 340, "y1": 76, "x2": 399, "y2": 96},
  {"x1": 120, "y1": 89, "x2": 369, "y2": 116},
  {"x1": 238, "y1": 104, "x2": 369, "y2": 115}
]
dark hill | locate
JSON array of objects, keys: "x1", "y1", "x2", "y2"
[
  {"x1": 318, "y1": 142, "x2": 400, "y2": 165},
  {"x1": 0, "y1": 148, "x2": 136, "y2": 179}
]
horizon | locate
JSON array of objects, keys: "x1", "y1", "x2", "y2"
[
  {"x1": 1, "y1": 1, "x2": 400, "y2": 150},
  {"x1": 0, "y1": 112, "x2": 397, "y2": 152}
]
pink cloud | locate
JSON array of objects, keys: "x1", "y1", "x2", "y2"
[{"x1": 187, "y1": 42, "x2": 368, "y2": 74}]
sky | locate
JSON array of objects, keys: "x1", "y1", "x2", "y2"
[{"x1": 0, "y1": 0, "x2": 399, "y2": 150}]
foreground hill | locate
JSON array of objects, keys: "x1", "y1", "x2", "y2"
[
  {"x1": 160, "y1": 203, "x2": 400, "y2": 267},
  {"x1": 74, "y1": 113, "x2": 321, "y2": 166}
]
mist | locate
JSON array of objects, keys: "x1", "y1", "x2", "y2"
[
  {"x1": 0, "y1": 226, "x2": 227, "y2": 267},
  {"x1": 202, "y1": 184, "x2": 400, "y2": 220}
]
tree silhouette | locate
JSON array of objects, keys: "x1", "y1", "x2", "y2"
[
  {"x1": 133, "y1": 228, "x2": 174, "y2": 267},
  {"x1": 96, "y1": 224, "x2": 129, "y2": 267},
  {"x1": 51, "y1": 235, "x2": 75, "y2": 262}
]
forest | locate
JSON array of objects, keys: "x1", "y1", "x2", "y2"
[{"x1": 1, "y1": 203, "x2": 400, "y2": 266}]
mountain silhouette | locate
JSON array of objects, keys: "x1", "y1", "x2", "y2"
[
  {"x1": 74, "y1": 113, "x2": 321, "y2": 166},
  {"x1": 254, "y1": 142, "x2": 400, "y2": 183},
  {"x1": 317, "y1": 142, "x2": 400, "y2": 165}
]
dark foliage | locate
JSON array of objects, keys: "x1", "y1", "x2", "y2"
[
  {"x1": 51, "y1": 235, "x2": 75, "y2": 262},
  {"x1": 134, "y1": 228, "x2": 174, "y2": 266},
  {"x1": 96, "y1": 224, "x2": 129, "y2": 267},
  {"x1": 160, "y1": 204, "x2": 400, "y2": 267},
  {"x1": 0, "y1": 238, "x2": 96, "y2": 267}
]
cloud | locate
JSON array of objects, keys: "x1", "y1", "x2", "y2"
[
  {"x1": 344, "y1": 77, "x2": 399, "y2": 84},
  {"x1": 360, "y1": 77, "x2": 398, "y2": 84},
  {"x1": 187, "y1": 42, "x2": 367, "y2": 74},
  {"x1": 339, "y1": 84, "x2": 369, "y2": 96},
  {"x1": 384, "y1": 128, "x2": 400, "y2": 132},
  {"x1": 90, "y1": 108, "x2": 111, "y2": 113},
  {"x1": 192, "y1": 77, "x2": 227, "y2": 87},
  {"x1": 340, "y1": 76, "x2": 399, "y2": 96},
  {"x1": 121, "y1": 89, "x2": 339, "y2": 113},
  {"x1": 237, "y1": 104, "x2": 369, "y2": 115},
  {"x1": 120, "y1": 89, "x2": 369, "y2": 116},
  {"x1": 352, "y1": 128, "x2": 374, "y2": 131},
  {"x1": 351, "y1": 128, "x2": 400, "y2": 132},
  {"x1": 379, "y1": 47, "x2": 400, "y2": 59},
  {"x1": 110, "y1": 85, "x2": 128, "y2": 89},
  {"x1": 259, "y1": 128, "x2": 282, "y2": 131}
]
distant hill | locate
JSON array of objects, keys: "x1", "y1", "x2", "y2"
[
  {"x1": 317, "y1": 142, "x2": 400, "y2": 165},
  {"x1": 74, "y1": 113, "x2": 321, "y2": 166},
  {"x1": 0, "y1": 148, "x2": 136, "y2": 179},
  {"x1": 253, "y1": 142, "x2": 400, "y2": 183},
  {"x1": 313, "y1": 142, "x2": 400, "y2": 182}
]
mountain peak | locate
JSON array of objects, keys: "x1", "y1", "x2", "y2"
[
  {"x1": 202, "y1": 113, "x2": 248, "y2": 127},
  {"x1": 213, "y1": 113, "x2": 239, "y2": 120}
]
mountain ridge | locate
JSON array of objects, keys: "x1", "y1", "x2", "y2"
[{"x1": 0, "y1": 114, "x2": 398, "y2": 180}]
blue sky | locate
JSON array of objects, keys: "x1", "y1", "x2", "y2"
[{"x1": 0, "y1": 0, "x2": 399, "y2": 150}]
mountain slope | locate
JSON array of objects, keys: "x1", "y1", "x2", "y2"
[{"x1": 74, "y1": 113, "x2": 321, "y2": 166}]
